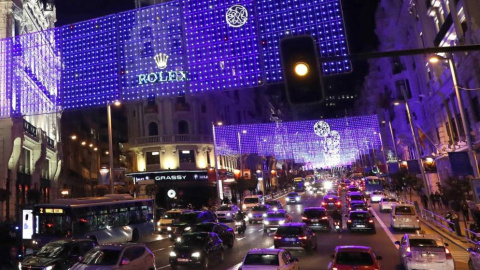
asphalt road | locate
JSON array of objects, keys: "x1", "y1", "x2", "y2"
[{"x1": 145, "y1": 191, "x2": 403, "y2": 270}]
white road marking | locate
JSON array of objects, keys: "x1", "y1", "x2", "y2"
[
  {"x1": 236, "y1": 237, "x2": 246, "y2": 241},
  {"x1": 157, "y1": 264, "x2": 170, "y2": 269},
  {"x1": 370, "y1": 207, "x2": 399, "y2": 249},
  {"x1": 152, "y1": 248, "x2": 165, "y2": 253},
  {"x1": 168, "y1": 245, "x2": 173, "y2": 247},
  {"x1": 258, "y1": 229, "x2": 264, "y2": 232}
]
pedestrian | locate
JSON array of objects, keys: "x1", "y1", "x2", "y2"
[
  {"x1": 462, "y1": 201, "x2": 470, "y2": 222},
  {"x1": 430, "y1": 193, "x2": 436, "y2": 210},
  {"x1": 421, "y1": 194, "x2": 428, "y2": 210},
  {"x1": 445, "y1": 211, "x2": 455, "y2": 231},
  {"x1": 435, "y1": 191, "x2": 442, "y2": 210}
]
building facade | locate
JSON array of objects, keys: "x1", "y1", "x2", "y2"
[
  {"x1": 357, "y1": 0, "x2": 480, "y2": 188},
  {"x1": 0, "y1": 0, "x2": 60, "y2": 221}
]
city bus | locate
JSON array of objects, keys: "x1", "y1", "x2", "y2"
[
  {"x1": 363, "y1": 176, "x2": 386, "y2": 196},
  {"x1": 31, "y1": 194, "x2": 154, "y2": 248},
  {"x1": 293, "y1": 177, "x2": 305, "y2": 192}
]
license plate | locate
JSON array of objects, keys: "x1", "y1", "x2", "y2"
[
  {"x1": 312, "y1": 219, "x2": 319, "y2": 222},
  {"x1": 328, "y1": 203, "x2": 333, "y2": 205},
  {"x1": 178, "y1": 258, "x2": 189, "y2": 262},
  {"x1": 356, "y1": 225, "x2": 366, "y2": 228},
  {"x1": 285, "y1": 238, "x2": 296, "y2": 241},
  {"x1": 404, "y1": 218, "x2": 411, "y2": 222}
]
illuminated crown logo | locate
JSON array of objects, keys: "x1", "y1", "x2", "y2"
[{"x1": 154, "y1": 53, "x2": 169, "y2": 69}]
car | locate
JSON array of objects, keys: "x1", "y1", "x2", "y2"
[
  {"x1": 347, "y1": 185, "x2": 360, "y2": 193},
  {"x1": 348, "y1": 200, "x2": 369, "y2": 212},
  {"x1": 157, "y1": 209, "x2": 191, "y2": 234},
  {"x1": 215, "y1": 204, "x2": 239, "y2": 221},
  {"x1": 301, "y1": 207, "x2": 330, "y2": 230},
  {"x1": 239, "y1": 248, "x2": 298, "y2": 270},
  {"x1": 326, "y1": 190, "x2": 339, "y2": 197},
  {"x1": 168, "y1": 211, "x2": 218, "y2": 240},
  {"x1": 0, "y1": 222, "x2": 23, "y2": 270},
  {"x1": 273, "y1": 223, "x2": 317, "y2": 251},
  {"x1": 370, "y1": 190, "x2": 385, "y2": 203},
  {"x1": 263, "y1": 210, "x2": 292, "y2": 233},
  {"x1": 169, "y1": 232, "x2": 224, "y2": 269},
  {"x1": 21, "y1": 239, "x2": 97, "y2": 270},
  {"x1": 192, "y1": 222, "x2": 235, "y2": 248},
  {"x1": 285, "y1": 192, "x2": 301, "y2": 204},
  {"x1": 347, "y1": 191, "x2": 365, "y2": 203},
  {"x1": 243, "y1": 195, "x2": 264, "y2": 211},
  {"x1": 264, "y1": 200, "x2": 283, "y2": 211},
  {"x1": 395, "y1": 233, "x2": 454, "y2": 270},
  {"x1": 390, "y1": 204, "x2": 420, "y2": 230},
  {"x1": 468, "y1": 242, "x2": 480, "y2": 270},
  {"x1": 328, "y1": 246, "x2": 382, "y2": 270},
  {"x1": 379, "y1": 197, "x2": 398, "y2": 212},
  {"x1": 70, "y1": 243, "x2": 154, "y2": 270},
  {"x1": 248, "y1": 205, "x2": 271, "y2": 224},
  {"x1": 346, "y1": 211, "x2": 376, "y2": 233},
  {"x1": 321, "y1": 195, "x2": 342, "y2": 211}
]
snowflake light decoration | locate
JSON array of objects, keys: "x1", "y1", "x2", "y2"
[
  {"x1": 226, "y1": 5, "x2": 248, "y2": 28},
  {"x1": 314, "y1": 121, "x2": 330, "y2": 137}
]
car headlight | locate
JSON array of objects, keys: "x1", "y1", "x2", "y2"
[
  {"x1": 296, "y1": 197, "x2": 300, "y2": 201},
  {"x1": 262, "y1": 213, "x2": 267, "y2": 217},
  {"x1": 264, "y1": 220, "x2": 269, "y2": 225},
  {"x1": 273, "y1": 207, "x2": 278, "y2": 211},
  {"x1": 45, "y1": 265, "x2": 54, "y2": 270},
  {"x1": 227, "y1": 213, "x2": 231, "y2": 216},
  {"x1": 279, "y1": 220, "x2": 285, "y2": 225},
  {"x1": 247, "y1": 213, "x2": 252, "y2": 218},
  {"x1": 242, "y1": 205, "x2": 246, "y2": 210},
  {"x1": 157, "y1": 221, "x2": 161, "y2": 226},
  {"x1": 191, "y1": 252, "x2": 201, "y2": 258},
  {"x1": 32, "y1": 240, "x2": 37, "y2": 245},
  {"x1": 184, "y1": 226, "x2": 191, "y2": 231},
  {"x1": 169, "y1": 251, "x2": 177, "y2": 257},
  {"x1": 176, "y1": 237, "x2": 182, "y2": 242},
  {"x1": 18, "y1": 262, "x2": 21, "y2": 270},
  {"x1": 167, "y1": 227, "x2": 172, "y2": 231}
]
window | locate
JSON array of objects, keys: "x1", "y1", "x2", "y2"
[
  {"x1": 179, "y1": 150, "x2": 195, "y2": 164},
  {"x1": 42, "y1": 159, "x2": 50, "y2": 179},
  {"x1": 20, "y1": 148, "x2": 31, "y2": 174},
  {"x1": 146, "y1": 151, "x2": 160, "y2": 165},
  {"x1": 395, "y1": 79, "x2": 412, "y2": 99},
  {"x1": 178, "y1": 120, "x2": 189, "y2": 134},
  {"x1": 391, "y1": 57, "x2": 405, "y2": 74},
  {"x1": 148, "y1": 122, "x2": 158, "y2": 136}
]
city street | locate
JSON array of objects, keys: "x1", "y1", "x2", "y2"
[{"x1": 145, "y1": 192, "x2": 402, "y2": 270}]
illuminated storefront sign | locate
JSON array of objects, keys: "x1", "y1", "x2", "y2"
[
  {"x1": 137, "y1": 71, "x2": 187, "y2": 85},
  {"x1": 128, "y1": 170, "x2": 209, "y2": 183}
]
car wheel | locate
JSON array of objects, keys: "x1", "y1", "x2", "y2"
[
  {"x1": 469, "y1": 259, "x2": 475, "y2": 270},
  {"x1": 202, "y1": 258, "x2": 209, "y2": 270}
]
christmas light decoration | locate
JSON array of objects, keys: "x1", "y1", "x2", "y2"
[
  {"x1": 214, "y1": 115, "x2": 381, "y2": 168},
  {"x1": 0, "y1": 0, "x2": 349, "y2": 116}
]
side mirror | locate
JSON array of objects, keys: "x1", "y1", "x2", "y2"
[
  {"x1": 376, "y1": 256, "x2": 383, "y2": 260},
  {"x1": 444, "y1": 243, "x2": 449, "y2": 247},
  {"x1": 121, "y1": 258, "x2": 130, "y2": 265},
  {"x1": 394, "y1": 241, "x2": 400, "y2": 245}
]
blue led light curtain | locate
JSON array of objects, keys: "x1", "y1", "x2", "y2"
[
  {"x1": 0, "y1": 0, "x2": 349, "y2": 117},
  {"x1": 214, "y1": 115, "x2": 381, "y2": 168}
]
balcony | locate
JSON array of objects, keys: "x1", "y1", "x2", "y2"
[
  {"x1": 134, "y1": 134, "x2": 213, "y2": 146},
  {"x1": 23, "y1": 120, "x2": 37, "y2": 139}
]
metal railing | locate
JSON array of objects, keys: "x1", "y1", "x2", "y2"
[{"x1": 134, "y1": 134, "x2": 213, "y2": 145}]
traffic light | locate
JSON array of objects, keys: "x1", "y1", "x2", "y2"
[{"x1": 280, "y1": 35, "x2": 324, "y2": 105}]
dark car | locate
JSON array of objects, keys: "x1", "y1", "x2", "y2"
[
  {"x1": 347, "y1": 191, "x2": 366, "y2": 203},
  {"x1": 169, "y1": 232, "x2": 224, "y2": 269},
  {"x1": 192, "y1": 222, "x2": 235, "y2": 248},
  {"x1": 286, "y1": 192, "x2": 301, "y2": 204},
  {"x1": 169, "y1": 211, "x2": 218, "y2": 240},
  {"x1": 21, "y1": 239, "x2": 97, "y2": 270},
  {"x1": 321, "y1": 195, "x2": 342, "y2": 211},
  {"x1": 347, "y1": 211, "x2": 376, "y2": 233},
  {"x1": 273, "y1": 223, "x2": 317, "y2": 251},
  {"x1": 302, "y1": 207, "x2": 330, "y2": 230},
  {"x1": 348, "y1": 200, "x2": 369, "y2": 212},
  {"x1": 0, "y1": 223, "x2": 22, "y2": 270},
  {"x1": 264, "y1": 200, "x2": 283, "y2": 211}
]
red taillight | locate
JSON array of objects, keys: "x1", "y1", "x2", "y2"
[
  {"x1": 348, "y1": 207, "x2": 351, "y2": 210},
  {"x1": 445, "y1": 248, "x2": 453, "y2": 259},
  {"x1": 298, "y1": 236, "x2": 307, "y2": 240},
  {"x1": 335, "y1": 201, "x2": 341, "y2": 206},
  {"x1": 368, "y1": 219, "x2": 374, "y2": 223},
  {"x1": 347, "y1": 219, "x2": 352, "y2": 223},
  {"x1": 321, "y1": 202, "x2": 326, "y2": 206},
  {"x1": 405, "y1": 247, "x2": 412, "y2": 258},
  {"x1": 392, "y1": 216, "x2": 396, "y2": 221},
  {"x1": 302, "y1": 216, "x2": 308, "y2": 220},
  {"x1": 273, "y1": 235, "x2": 282, "y2": 240}
]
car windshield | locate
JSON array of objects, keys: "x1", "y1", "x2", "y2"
[
  {"x1": 265, "y1": 201, "x2": 279, "y2": 206},
  {"x1": 350, "y1": 213, "x2": 369, "y2": 219},
  {"x1": 178, "y1": 213, "x2": 199, "y2": 224},
  {"x1": 325, "y1": 197, "x2": 338, "y2": 201},
  {"x1": 276, "y1": 226, "x2": 303, "y2": 235},
  {"x1": 372, "y1": 191, "x2": 383, "y2": 195},
  {"x1": 193, "y1": 224, "x2": 215, "y2": 232},
  {"x1": 244, "y1": 198, "x2": 259, "y2": 204},
  {"x1": 350, "y1": 195, "x2": 363, "y2": 200},
  {"x1": 81, "y1": 249, "x2": 121, "y2": 265},
  {"x1": 217, "y1": 206, "x2": 232, "y2": 211},
  {"x1": 267, "y1": 213, "x2": 286, "y2": 218},
  {"x1": 243, "y1": 254, "x2": 279, "y2": 265},
  {"x1": 395, "y1": 206, "x2": 415, "y2": 215},
  {"x1": 288, "y1": 193, "x2": 299, "y2": 197},
  {"x1": 336, "y1": 251, "x2": 374, "y2": 265},
  {"x1": 36, "y1": 242, "x2": 66, "y2": 258},
  {"x1": 351, "y1": 204, "x2": 366, "y2": 209},
  {"x1": 180, "y1": 234, "x2": 207, "y2": 247},
  {"x1": 409, "y1": 239, "x2": 443, "y2": 247},
  {"x1": 252, "y1": 205, "x2": 269, "y2": 211},
  {"x1": 163, "y1": 212, "x2": 180, "y2": 219},
  {"x1": 304, "y1": 209, "x2": 326, "y2": 218}
]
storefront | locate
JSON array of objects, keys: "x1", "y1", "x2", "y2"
[{"x1": 127, "y1": 170, "x2": 217, "y2": 209}]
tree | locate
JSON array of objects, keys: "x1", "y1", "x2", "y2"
[
  {"x1": 437, "y1": 176, "x2": 472, "y2": 211},
  {"x1": 389, "y1": 171, "x2": 422, "y2": 201},
  {"x1": 93, "y1": 185, "x2": 109, "y2": 197},
  {"x1": 0, "y1": 188, "x2": 10, "y2": 221},
  {"x1": 114, "y1": 185, "x2": 129, "y2": 194},
  {"x1": 27, "y1": 189, "x2": 42, "y2": 205},
  {"x1": 129, "y1": 184, "x2": 140, "y2": 197},
  {"x1": 145, "y1": 184, "x2": 157, "y2": 199}
]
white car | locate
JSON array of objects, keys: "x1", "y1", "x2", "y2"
[
  {"x1": 468, "y1": 243, "x2": 480, "y2": 270},
  {"x1": 70, "y1": 243, "x2": 155, "y2": 270},
  {"x1": 215, "y1": 204, "x2": 239, "y2": 221},
  {"x1": 390, "y1": 204, "x2": 420, "y2": 230},
  {"x1": 370, "y1": 191, "x2": 385, "y2": 203},
  {"x1": 379, "y1": 197, "x2": 398, "y2": 212},
  {"x1": 157, "y1": 209, "x2": 191, "y2": 233},
  {"x1": 243, "y1": 195, "x2": 264, "y2": 211},
  {"x1": 239, "y1": 248, "x2": 299, "y2": 270},
  {"x1": 395, "y1": 233, "x2": 454, "y2": 270}
]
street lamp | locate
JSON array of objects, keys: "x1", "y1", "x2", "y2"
[
  {"x1": 238, "y1": 130, "x2": 247, "y2": 175},
  {"x1": 429, "y1": 54, "x2": 480, "y2": 177},
  {"x1": 107, "y1": 100, "x2": 122, "y2": 194},
  {"x1": 393, "y1": 99, "x2": 431, "y2": 196}
]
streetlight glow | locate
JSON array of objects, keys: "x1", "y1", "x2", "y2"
[
  {"x1": 393, "y1": 101, "x2": 401, "y2": 106},
  {"x1": 81, "y1": 141, "x2": 86, "y2": 146},
  {"x1": 217, "y1": 121, "x2": 223, "y2": 126},
  {"x1": 294, "y1": 62, "x2": 309, "y2": 76},
  {"x1": 114, "y1": 100, "x2": 121, "y2": 106},
  {"x1": 94, "y1": 147, "x2": 98, "y2": 151},
  {"x1": 89, "y1": 143, "x2": 93, "y2": 148},
  {"x1": 242, "y1": 130, "x2": 247, "y2": 134},
  {"x1": 71, "y1": 135, "x2": 77, "y2": 140},
  {"x1": 428, "y1": 56, "x2": 441, "y2": 64}
]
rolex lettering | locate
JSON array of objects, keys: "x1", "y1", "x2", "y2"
[{"x1": 137, "y1": 71, "x2": 187, "y2": 85}]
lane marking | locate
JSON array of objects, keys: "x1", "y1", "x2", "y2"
[
  {"x1": 152, "y1": 248, "x2": 165, "y2": 253},
  {"x1": 157, "y1": 265, "x2": 170, "y2": 269},
  {"x1": 370, "y1": 207, "x2": 399, "y2": 249},
  {"x1": 168, "y1": 245, "x2": 173, "y2": 247},
  {"x1": 236, "y1": 237, "x2": 246, "y2": 241}
]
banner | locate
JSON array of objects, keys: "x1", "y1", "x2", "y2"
[{"x1": 449, "y1": 152, "x2": 473, "y2": 176}]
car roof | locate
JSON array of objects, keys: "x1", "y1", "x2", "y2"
[
  {"x1": 336, "y1": 245, "x2": 372, "y2": 252},
  {"x1": 349, "y1": 210, "x2": 369, "y2": 214},
  {"x1": 348, "y1": 191, "x2": 363, "y2": 195},
  {"x1": 182, "y1": 232, "x2": 212, "y2": 237},
  {"x1": 96, "y1": 243, "x2": 146, "y2": 250},
  {"x1": 287, "y1": 192, "x2": 298, "y2": 195},
  {"x1": 350, "y1": 200, "x2": 366, "y2": 204},
  {"x1": 244, "y1": 195, "x2": 262, "y2": 198},
  {"x1": 247, "y1": 248, "x2": 282, "y2": 255},
  {"x1": 304, "y1": 207, "x2": 326, "y2": 211},
  {"x1": 406, "y1": 233, "x2": 443, "y2": 241},
  {"x1": 393, "y1": 204, "x2": 414, "y2": 208},
  {"x1": 324, "y1": 195, "x2": 338, "y2": 199},
  {"x1": 278, "y1": 222, "x2": 305, "y2": 227},
  {"x1": 267, "y1": 209, "x2": 286, "y2": 214}
]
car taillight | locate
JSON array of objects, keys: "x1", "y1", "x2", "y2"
[
  {"x1": 321, "y1": 202, "x2": 326, "y2": 206},
  {"x1": 445, "y1": 248, "x2": 453, "y2": 259},
  {"x1": 348, "y1": 207, "x2": 351, "y2": 210},
  {"x1": 273, "y1": 235, "x2": 282, "y2": 240},
  {"x1": 392, "y1": 215, "x2": 396, "y2": 221},
  {"x1": 416, "y1": 216, "x2": 420, "y2": 222},
  {"x1": 347, "y1": 219, "x2": 352, "y2": 223},
  {"x1": 368, "y1": 219, "x2": 374, "y2": 223},
  {"x1": 335, "y1": 201, "x2": 341, "y2": 206},
  {"x1": 302, "y1": 216, "x2": 308, "y2": 220},
  {"x1": 321, "y1": 216, "x2": 328, "y2": 220},
  {"x1": 298, "y1": 236, "x2": 307, "y2": 240}
]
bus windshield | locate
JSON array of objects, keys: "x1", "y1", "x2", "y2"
[{"x1": 37, "y1": 215, "x2": 71, "y2": 236}]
